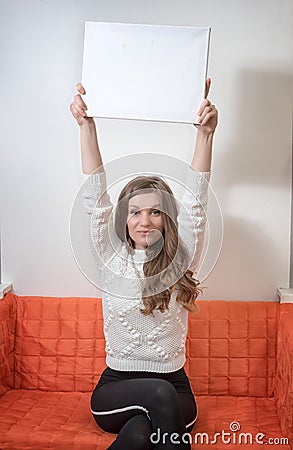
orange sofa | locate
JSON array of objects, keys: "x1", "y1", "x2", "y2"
[{"x1": 0, "y1": 293, "x2": 292, "y2": 450}]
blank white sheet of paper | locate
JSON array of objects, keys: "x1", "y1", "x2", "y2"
[{"x1": 81, "y1": 21, "x2": 211, "y2": 124}]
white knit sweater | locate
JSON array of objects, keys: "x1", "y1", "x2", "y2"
[{"x1": 83, "y1": 167, "x2": 210, "y2": 373}]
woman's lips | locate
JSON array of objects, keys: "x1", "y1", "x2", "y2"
[{"x1": 137, "y1": 231, "x2": 154, "y2": 235}]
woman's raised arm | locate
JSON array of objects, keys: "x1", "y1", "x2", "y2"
[
  {"x1": 70, "y1": 83, "x2": 104, "y2": 174},
  {"x1": 191, "y1": 78, "x2": 218, "y2": 172}
]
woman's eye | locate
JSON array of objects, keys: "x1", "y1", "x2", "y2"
[{"x1": 130, "y1": 209, "x2": 160, "y2": 216}]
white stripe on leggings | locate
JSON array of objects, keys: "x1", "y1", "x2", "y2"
[
  {"x1": 91, "y1": 405, "x2": 151, "y2": 421},
  {"x1": 91, "y1": 403, "x2": 198, "y2": 429},
  {"x1": 186, "y1": 401, "x2": 198, "y2": 428}
]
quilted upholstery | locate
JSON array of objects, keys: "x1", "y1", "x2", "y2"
[
  {"x1": 13, "y1": 295, "x2": 105, "y2": 392},
  {"x1": 0, "y1": 294, "x2": 16, "y2": 396},
  {"x1": 0, "y1": 293, "x2": 292, "y2": 450},
  {"x1": 274, "y1": 304, "x2": 293, "y2": 441},
  {"x1": 186, "y1": 301, "x2": 277, "y2": 397},
  {"x1": 11, "y1": 296, "x2": 277, "y2": 396},
  {"x1": 0, "y1": 391, "x2": 289, "y2": 450}
]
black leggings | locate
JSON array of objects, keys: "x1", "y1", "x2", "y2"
[{"x1": 90, "y1": 366, "x2": 197, "y2": 449}]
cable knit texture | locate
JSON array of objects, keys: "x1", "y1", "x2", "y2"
[{"x1": 83, "y1": 167, "x2": 211, "y2": 373}]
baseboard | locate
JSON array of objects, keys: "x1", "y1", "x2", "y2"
[
  {"x1": 277, "y1": 288, "x2": 293, "y2": 304},
  {"x1": 0, "y1": 283, "x2": 13, "y2": 300}
]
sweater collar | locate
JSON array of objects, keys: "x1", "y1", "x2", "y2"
[{"x1": 132, "y1": 248, "x2": 147, "y2": 263}]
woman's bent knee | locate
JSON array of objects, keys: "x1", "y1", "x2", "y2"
[{"x1": 151, "y1": 379, "x2": 179, "y2": 404}]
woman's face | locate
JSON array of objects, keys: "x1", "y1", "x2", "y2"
[{"x1": 127, "y1": 192, "x2": 164, "y2": 250}]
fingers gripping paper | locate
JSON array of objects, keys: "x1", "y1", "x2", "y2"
[{"x1": 81, "y1": 21, "x2": 211, "y2": 124}]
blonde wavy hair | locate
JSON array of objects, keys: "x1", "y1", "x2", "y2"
[{"x1": 114, "y1": 175, "x2": 202, "y2": 316}]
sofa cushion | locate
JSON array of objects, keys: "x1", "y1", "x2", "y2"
[
  {"x1": 186, "y1": 301, "x2": 278, "y2": 397},
  {"x1": 0, "y1": 390, "x2": 290, "y2": 450},
  {"x1": 14, "y1": 295, "x2": 106, "y2": 392}
]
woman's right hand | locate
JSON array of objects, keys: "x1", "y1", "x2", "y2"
[{"x1": 70, "y1": 83, "x2": 94, "y2": 126}]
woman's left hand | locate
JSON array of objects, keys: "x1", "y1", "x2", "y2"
[{"x1": 194, "y1": 78, "x2": 218, "y2": 135}]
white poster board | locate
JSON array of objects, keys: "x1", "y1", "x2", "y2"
[{"x1": 82, "y1": 21, "x2": 211, "y2": 124}]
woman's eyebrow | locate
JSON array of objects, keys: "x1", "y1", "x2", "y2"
[{"x1": 129, "y1": 203, "x2": 161, "y2": 209}]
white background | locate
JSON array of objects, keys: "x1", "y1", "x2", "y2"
[{"x1": 1, "y1": 0, "x2": 292, "y2": 301}]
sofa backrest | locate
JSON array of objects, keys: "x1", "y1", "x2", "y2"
[
  {"x1": 5, "y1": 294, "x2": 278, "y2": 397},
  {"x1": 186, "y1": 300, "x2": 277, "y2": 397},
  {"x1": 0, "y1": 293, "x2": 17, "y2": 396},
  {"x1": 13, "y1": 295, "x2": 105, "y2": 392},
  {"x1": 274, "y1": 303, "x2": 293, "y2": 439}
]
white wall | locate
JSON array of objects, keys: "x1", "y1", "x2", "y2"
[{"x1": 1, "y1": 0, "x2": 292, "y2": 300}]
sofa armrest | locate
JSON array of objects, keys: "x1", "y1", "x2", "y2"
[
  {"x1": 274, "y1": 303, "x2": 293, "y2": 441},
  {"x1": 0, "y1": 293, "x2": 17, "y2": 396}
]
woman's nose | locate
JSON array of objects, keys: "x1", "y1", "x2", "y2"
[{"x1": 139, "y1": 211, "x2": 151, "y2": 226}]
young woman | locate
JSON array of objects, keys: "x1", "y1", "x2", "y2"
[{"x1": 70, "y1": 80, "x2": 218, "y2": 449}]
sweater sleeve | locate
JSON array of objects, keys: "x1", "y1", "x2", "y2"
[
  {"x1": 82, "y1": 170, "x2": 121, "y2": 268},
  {"x1": 177, "y1": 167, "x2": 211, "y2": 276}
]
